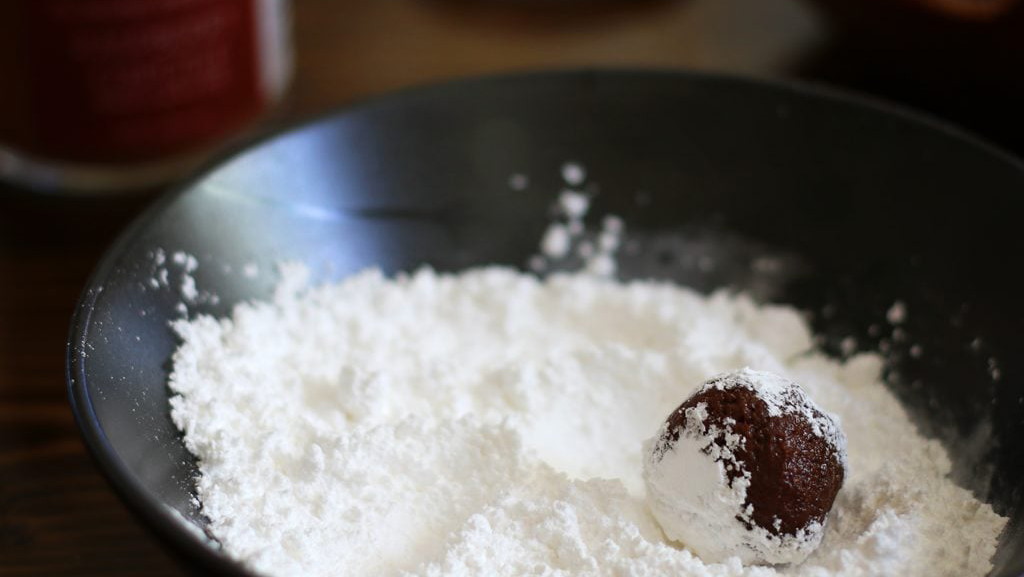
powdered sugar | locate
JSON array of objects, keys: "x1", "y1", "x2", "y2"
[
  {"x1": 163, "y1": 164, "x2": 1005, "y2": 576},
  {"x1": 169, "y1": 267, "x2": 1006, "y2": 577}
]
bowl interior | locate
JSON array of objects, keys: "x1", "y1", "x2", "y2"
[{"x1": 68, "y1": 70, "x2": 1024, "y2": 576}]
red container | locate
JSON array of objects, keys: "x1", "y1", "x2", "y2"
[{"x1": 0, "y1": 0, "x2": 291, "y2": 193}]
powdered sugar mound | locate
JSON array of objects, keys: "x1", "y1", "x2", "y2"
[
  {"x1": 508, "y1": 173, "x2": 529, "y2": 191},
  {"x1": 411, "y1": 478, "x2": 758, "y2": 577},
  {"x1": 169, "y1": 266, "x2": 1006, "y2": 577}
]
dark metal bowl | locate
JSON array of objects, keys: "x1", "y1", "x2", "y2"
[{"x1": 67, "y1": 69, "x2": 1024, "y2": 576}]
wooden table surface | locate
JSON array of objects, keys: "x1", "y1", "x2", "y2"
[{"x1": 0, "y1": 1, "x2": 1018, "y2": 575}]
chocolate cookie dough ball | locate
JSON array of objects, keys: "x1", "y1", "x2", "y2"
[{"x1": 642, "y1": 368, "x2": 847, "y2": 565}]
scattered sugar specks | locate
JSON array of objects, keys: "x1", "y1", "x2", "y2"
[
  {"x1": 561, "y1": 161, "x2": 586, "y2": 186},
  {"x1": 598, "y1": 229, "x2": 619, "y2": 252},
  {"x1": 559, "y1": 190, "x2": 590, "y2": 219},
  {"x1": 840, "y1": 337, "x2": 858, "y2": 357},
  {"x1": 886, "y1": 301, "x2": 907, "y2": 325},
  {"x1": 530, "y1": 163, "x2": 624, "y2": 279},
  {"x1": 181, "y1": 275, "x2": 199, "y2": 303},
  {"x1": 242, "y1": 263, "x2": 260, "y2": 279},
  {"x1": 541, "y1": 225, "x2": 572, "y2": 259},
  {"x1": 508, "y1": 173, "x2": 529, "y2": 191},
  {"x1": 988, "y1": 358, "x2": 1002, "y2": 381},
  {"x1": 603, "y1": 215, "x2": 624, "y2": 235},
  {"x1": 146, "y1": 249, "x2": 221, "y2": 316},
  {"x1": 752, "y1": 256, "x2": 783, "y2": 274}
]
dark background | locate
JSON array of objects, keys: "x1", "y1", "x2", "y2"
[{"x1": 2, "y1": 0, "x2": 1021, "y2": 574}]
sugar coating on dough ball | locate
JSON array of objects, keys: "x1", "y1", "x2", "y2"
[{"x1": 643, "y1": 368, "x2": 847, "y2": 565}]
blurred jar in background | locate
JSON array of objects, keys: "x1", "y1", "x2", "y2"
[{"x1": 0, "y1": 0, "x2": 291, "y2": 194}]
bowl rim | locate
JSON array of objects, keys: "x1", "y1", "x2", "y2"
[{"x1": 65, "y1": 66, "x2": 1024, "y2": 576}]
